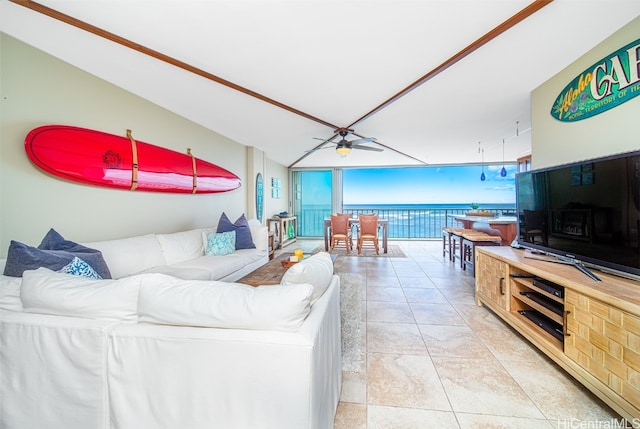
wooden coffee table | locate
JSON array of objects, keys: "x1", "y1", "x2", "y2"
[{"x1": 238, "y1": 252, "x2": 336, "y2": 286}]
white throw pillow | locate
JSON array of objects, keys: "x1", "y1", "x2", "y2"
[
  {"x1": 138, "y1": 273, "x2": 313, "y2": 331},
  {"x1": 82, "y1": 234, "x2": 166, "y2": 279},
  {"x1": 280, "y1": 252, "x2": 334, "y2": 304},
  {"x1": 155, "y1": 229, "x2": 205, "y2": 265},
  {"x1": 21, "y1": 267, "x2": 142, "y2": 321},
  {"x1": 248, "y1": 218, "x2": 269, "y2": 251},
  {"x1": 0, "y1": 275, "x2": 22, "y2": 312}
]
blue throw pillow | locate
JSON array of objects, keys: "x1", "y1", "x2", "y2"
[
  {"x1": 205, "y1": 231, "x2": 236, "y2": 256},
  {"x1": 216, "y1": 213, "x2": 256, "y2": 250},
  {"x1": 59, "y1": 257, "x2": 103, "y2": 279},
  {"x1": 3, "y1": 229, "x2": 112, "y2": 278}
]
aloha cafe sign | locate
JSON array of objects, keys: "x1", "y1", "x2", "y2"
[{"x1": 551, "y1": 38, "x2": 640, "y2": 122}]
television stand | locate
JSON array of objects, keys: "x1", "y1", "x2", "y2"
[
  {"x1": 523, "y1": 251, "x2": 601, "y2": 282},
  {"x1": 475, "y1": 246, "x2": 640, "y2": 422}
]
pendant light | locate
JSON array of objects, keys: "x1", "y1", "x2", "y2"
[
  {"x1": 479, "y1": 142, "x2": 486, "y2": 181},
  {"x1": 500, "y1": 138, "x2": 507, "y2": 177}
]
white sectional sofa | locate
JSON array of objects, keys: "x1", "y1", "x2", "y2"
[
  {"x1": 0, "y1": 251, "x2": 342, "y2": 429},
  {"x1": 82, "y1": 217, "x2": 270, "y2": 281}
]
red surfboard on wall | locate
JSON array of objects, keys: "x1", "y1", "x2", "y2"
[{"x1": 25, "y1": 125, "x2": 241, "y2": 193}]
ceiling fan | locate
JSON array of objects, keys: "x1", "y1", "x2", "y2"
[{"x1": 311, "y1": 128, "x2": 383, "y2": 158}]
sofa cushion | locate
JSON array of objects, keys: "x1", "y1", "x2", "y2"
[
  {"x1": 281, "y1": 252, "x2": 334, "y2": 304},
  {"x1": 138, "y1": 274, "x2": 313, "y2": 331},
  {"x1": 82, "y1": 234, "x2": 166, "y2": 279},
  {"x1": 21, "y1": 267, "x2": 142, "y2": 321},
  {"x1": 205, "y1": 231, "x2": 236, "y2": 256},
  {"x1": 0, "y1": 275, "x2": 22, "y2": 312},
  {"x1": 139, "y1": 265, "x2": 213, "y2": 280},
  {"x1": 155, "y1": 229, "x2": 206, "y2": 265},
  {"x1": 216, "y1": 212, "x2": 256, "y2": 249},
  {"x1": 59, "y1": 257, "x2": 103, "y2": 279},
  {"x1": 165, "y1": 253, "x2": 249, "y2": 280},
  {"x1": 4, "y1": 229, "x2": 111, "y2": 279}
]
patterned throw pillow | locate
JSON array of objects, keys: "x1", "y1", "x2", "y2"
[
  {"x1": 59, "y1": 256, "x2": 103, "y2": 279},
  {"x1": 205, "y1": 231, "x2": 236, "y2": 256}
]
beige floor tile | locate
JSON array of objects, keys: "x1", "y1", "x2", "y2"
[
  {"x1": 438, "y1": 288, "x2": 477, "y2": 306},
  {"x1": 418, "y1": 324, "x2": 493, "y2": 359},
  {"x1": 430, "y1": 277, "x2": 474, "y2": 290},
  {"x1": 367, "y1": 322, "x2": 427, "y2": 354},
  {"x1": 455, "y1": 303, "x2": 509, "y2": 328},
  {"x1": 367, "y1": 301, "x2": 415, "y2": 323},
  {"x1": 432, "y1": 356, "x2": 545, "y2": 418},
  {"x1": 428, "y1": 275, "x2": 475, "y2": 289},
  {"x1": 402, "y1": 287, "x2": 448, "y2": 304},
  {"x1": 340, "y1": 371, "x2": 367, "y2": 404},
  {"x1": 367, "y1": 352, "x2": 451, "y2": 410},
  {"x1": 367, "y1": 287, "x2": 407, "y2": 302},
  {"x1": 422, "y1": 267, "x2": 468, "y2": 280},
  {"x1": 367, "y1": 405, "x2": 460, "y2": 429},
  {"x1": 391, "y1": 260, "x2": 423, "y2": 269},
  {"x1": 366, "y1": 276, "x2": 402, "y2": 288},
  {"x1": 499, "y1": 358, "x2": 622, "y2": 421},
  {"x1": 334, "y1": 402, "x2": 367, "y2": 429},
  {"x1": 325, "y1": 240, "x2": 619, "y2": 429},
  {"x1": 367, "y1": 268, "x2": 399, "y2": 277},
  {"x1": 395, "y1": 269, "x2": 428, "y2": 279},
  {"x1": 455, "y1": 413, "x2": 555, "y2": 429},
  {"x1": 398, "y1": 276, "x2": 438, "y2": 288},
  {"x1": 410, "y1": 303, "x2": 466, "y2": 326},
  {"x1": 455, "y1": 304, "x2": 545, "y2": 362}
]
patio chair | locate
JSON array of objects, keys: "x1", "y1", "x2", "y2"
[
  {"x1": 357, "y1": 213, "x2": 379, "y2": 254},
  {"x1": 330, "y1": 214, "x2": 353, "y2": 253}
]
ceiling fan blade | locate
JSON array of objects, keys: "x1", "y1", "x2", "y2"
[
  {"x1": 305, "y1": 146, "x2": 333, "y2": 153},
  {"x1": 348, "y1": 137, "x2": 376, "y2": 145},
  {"x1": 351, "y1": 144, "x2": 383, "y2": 152},
  {"x1": 312, "y1": 137, "x2": 336, "y2": 144}
]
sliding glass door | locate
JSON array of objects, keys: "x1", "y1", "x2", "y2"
[{"x1": 291, "y1": 169, "x2": 341, "y2": 237}]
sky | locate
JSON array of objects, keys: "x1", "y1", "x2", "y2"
[
  {"x1": 301, "y1": 165, "x2": 516, "y2": 206},
  {"x1": 342, "y1": 165, "x2": 517, "y2": 205}
]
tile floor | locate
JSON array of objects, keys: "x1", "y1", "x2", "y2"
[{"x1": 289, "y1": 239, "x2": 626, "y2": 429}]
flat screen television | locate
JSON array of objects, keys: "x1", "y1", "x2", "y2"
[{"x1": 515, "y1": 150, "x2": 640, "y2": 281}]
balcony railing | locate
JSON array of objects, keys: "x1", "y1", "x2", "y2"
[{"x1": 295, "y1": 206, "x2": 516, "y2": 239}]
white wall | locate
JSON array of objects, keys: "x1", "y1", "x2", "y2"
[
  {"x1": 0, "y1": 34, "x2": 286, "y2": 255},
  {"x1": 265, "y1": 157, "x2": 290, "y2": 218},
  {"x1": 531, "y1": 16, "x2": 640, "y2": 169}
]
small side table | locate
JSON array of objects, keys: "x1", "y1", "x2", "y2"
[{"x1": 267, "y1": 216, "x2": 297, "y2": 249}]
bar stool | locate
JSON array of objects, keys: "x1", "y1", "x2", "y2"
[
  {"x1": 442, "y1": 227, "x2": 457, "y2": 261},
  {"x1": 461, "y1": 232, "x2": 502, "y2": 275},
  {"x1": 449, "y1": 228, "x2": 475, "y2": 266}
]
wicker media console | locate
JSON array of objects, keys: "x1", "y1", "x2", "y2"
[{"x1": 475, "y1": 246, "x2": 640, "y2": 421}]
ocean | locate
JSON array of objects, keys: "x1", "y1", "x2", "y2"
[{"x1": 296, "y1": 203, "x2": 516, "y2": 238}]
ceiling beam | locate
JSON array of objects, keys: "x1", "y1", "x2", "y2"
[
  {"x1": 290, "y1": 0, "x2": 553, "y2": 168},
  {"x1": 9, "y1": 0, "x2": 341, "y2": 131},
  {"x1": 10, "y1": 0, "x2": 552, "y2": 168},
  {"x1": 345, "y1": 0, "x2": 554, "y2": 130}
]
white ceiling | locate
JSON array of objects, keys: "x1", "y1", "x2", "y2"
[{"x1": 2, "y1": 0, "x2": 639, "y2": 168}]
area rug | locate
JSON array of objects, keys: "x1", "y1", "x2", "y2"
[
  {"x1": 314, "y1": 244, "x2": 407, "y2": 258},
  {"x1": 338, "y1": 272, "x2": 365, "y2": 373}
]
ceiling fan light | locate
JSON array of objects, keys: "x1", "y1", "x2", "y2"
[{"x1": 336, "y1": 146, "x2": 351, "y2": 157}]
